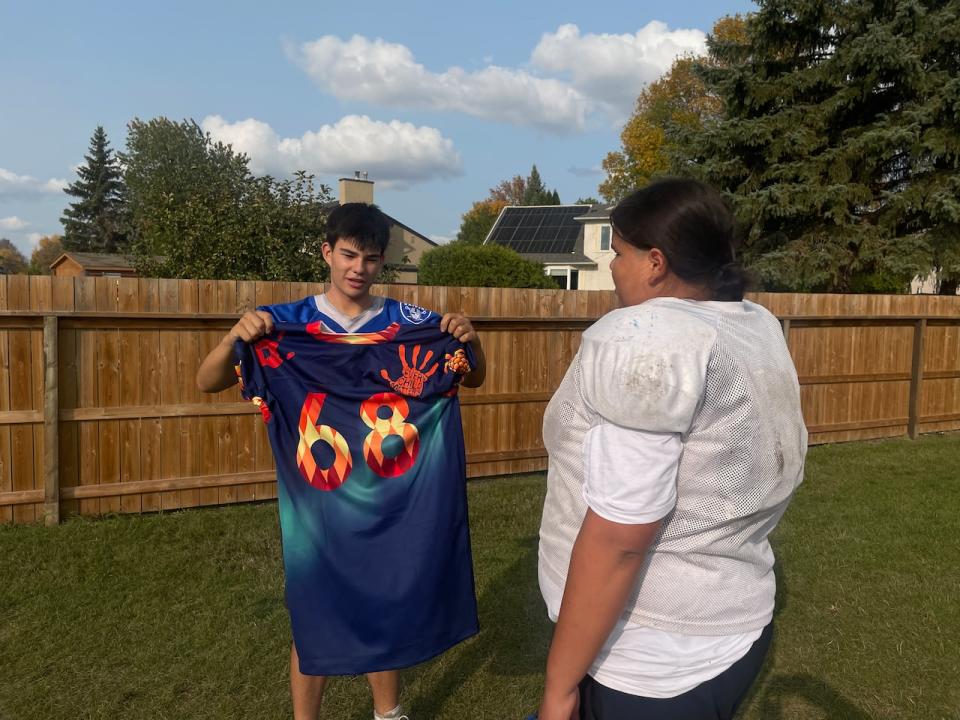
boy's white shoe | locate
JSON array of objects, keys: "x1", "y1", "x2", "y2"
[{"x1": 374, "y1": 705, "x2": 409, "y2": 720}]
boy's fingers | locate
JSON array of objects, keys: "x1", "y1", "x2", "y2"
[
  {"x1": 236, "y1": 324, "x2": 257, "y2": 342},
  {"x1": 440, "y1": 313, "x2": 452, "y2": 332},
  {"x1": 441, "y1": 314, "x2": 477, "y2": 344},
  {"x1": 256, "y1": 311, "x2": 275, "y2": 333},
  {"x1": 237, "y1": 317, "x2": 265, "y2": 342}
]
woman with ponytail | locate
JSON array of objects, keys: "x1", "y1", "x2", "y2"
[{"x1": 535, "y1": 178, "x2": 807, "y2": 720}]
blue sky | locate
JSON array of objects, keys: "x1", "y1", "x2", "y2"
[{"x1": 0, "y1": 0, "x2": 755, "y2": 258}]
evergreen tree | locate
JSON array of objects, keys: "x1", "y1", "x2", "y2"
[
  {"x1": 61, "y1": 126, "x2": 128, "y2": 253},
  {"x1": 681, "y1": 0, "x2": 960, "y2": 293},
  {"x1": 522, "y1": 165, "x2": 548, "y2": 205},
  {"x1": 521, "y1": 165, "x2": 561, "y2": 205}
]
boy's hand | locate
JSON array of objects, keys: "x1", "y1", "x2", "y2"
[
  {"x1": 228, "y1": 310, "x2": 275, "y2": 344},
  {"x1": 440, "y1": 312, "x2": 478, "y2": 344}
]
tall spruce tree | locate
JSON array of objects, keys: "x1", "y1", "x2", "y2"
[
  {"x1": 61, "y1": 126, "x2": 128, "y2": 253},
  {"x1": 522, "y1": 165, "x2": 561, "y2": 205},
  {"x1": 680, "y1": 0, "x2": 960, "y2": 293},
  {"x1": 522, "y1": 165, "x2": 548, "y2": 204}
]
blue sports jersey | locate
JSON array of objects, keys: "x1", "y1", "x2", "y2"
[
  {"x1": 234, "y1": 303, "x2": 478, "y2": 675},
  {"x1": 261, "y1": 295, "x2": 439, "y2": 333}
]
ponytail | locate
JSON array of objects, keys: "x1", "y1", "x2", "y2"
[{"x1": 710, "y1": 262, "x2": 749, "y2": 301}]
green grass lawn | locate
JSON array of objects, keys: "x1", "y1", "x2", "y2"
[{"x1": 1, "y1": 433, "x2": 958, "y2": 719}]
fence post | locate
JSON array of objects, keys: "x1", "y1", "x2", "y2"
[
  {"x1": 907, "y1": 318, "x2": 927, "y2": 441},
  {"x1": 781, "y1": 317, "x2": 792, "y2": 348},
  {"x1": 43, "y1": 315, "x2": 59, "y2": 525}
]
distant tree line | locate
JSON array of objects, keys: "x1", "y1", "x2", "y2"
[{"x1": 56, "y1": 119, "x2": 336, "y2": 282}]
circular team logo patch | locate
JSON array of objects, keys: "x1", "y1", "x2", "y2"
[{"x1": 400, "y1": 302, "x2": 433, "y2": 324}]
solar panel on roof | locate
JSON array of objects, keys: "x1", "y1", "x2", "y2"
[{"x1": 487, "y1": 205, "x2": 589, "y2": 254}]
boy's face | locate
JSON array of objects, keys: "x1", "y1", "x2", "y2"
[{"x1": 322, "y1": 237, "x2": 385, "y2": 301}]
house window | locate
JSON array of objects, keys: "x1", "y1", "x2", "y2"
[
  {"x1": 547, "y1": 268, "x2": 579, "y2": 290},
  {"x1": 547, "y1": 269, "x2": 567, "y2": 289},
  {"x1": 600, "y1": 225, "x2": 611, "y2": 251}
]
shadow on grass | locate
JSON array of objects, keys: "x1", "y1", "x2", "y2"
[
  {"x1": 739, "y1": 565, "x2": 870, "y2": 720},
  {"x1": 752, "y1": 673, "x2": 873, "y2": 719},
  {"x1": 405, "y1": 536, "x2": 550, "y2": 717}
]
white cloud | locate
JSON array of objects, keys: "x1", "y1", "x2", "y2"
[
  {"x1": 26, "y1": 232, "x2": 44, "y2": 248},
  {"x1": 531, "y1": 22, "x2": 707, "y2": 120},
  {"x1": 568, "y1": 165, "x2": 604, "y2": 178},
  {"x1": 0, "y1": 216, "x2": 30, "y2": 231},
  {"x1": 0, "y1": 167, "x2": 68, "y2": 197},
  {"x1": 286, "y1": 35, "x2": 588, "y2": 133},
  {"x1": 429, "y1": 234, "x2": 455, "y2": 245},
  {"x1": 201, "y1": 114, "x2": 462, "y2": 187}
]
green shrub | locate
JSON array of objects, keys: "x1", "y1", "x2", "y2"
[{"x1": 419, "y1": 243, "x2": 557, "y2": 289}]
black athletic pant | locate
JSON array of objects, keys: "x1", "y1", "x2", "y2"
[{"x1": 578, "y1": 621, "x2": 773, "y2": 720}]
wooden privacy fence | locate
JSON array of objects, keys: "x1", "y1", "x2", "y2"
[{"x1": 1, "y1": 275, "x2": 959, "y2": 525}]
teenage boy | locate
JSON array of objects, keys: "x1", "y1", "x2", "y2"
[{"x1": 197, "y1": 203, "x2": 486, "y2": 720}]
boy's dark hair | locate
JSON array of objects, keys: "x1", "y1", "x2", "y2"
[
  {"x1": 610, "y1": 178, "x2": 749, "y2": 301},
  {"x1": 325, "y1": 203, "x2": 391, "y2": 255}
]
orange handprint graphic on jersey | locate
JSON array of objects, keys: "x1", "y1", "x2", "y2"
[{"x1": 380, "y1": 344, "x2": 439, "y2": 398}]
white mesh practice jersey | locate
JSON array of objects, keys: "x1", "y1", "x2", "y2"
[{"x1": 539, "y1": 297, "x2": 807, "y2": 635}]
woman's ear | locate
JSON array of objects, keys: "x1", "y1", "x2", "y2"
[{"x1": 647, "y1": 247, "x2": 669, "y2": 282}]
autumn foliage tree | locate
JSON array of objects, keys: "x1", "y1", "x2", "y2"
[
  {"x1": 489, "y1": 175, "x2": 527, "y2": 205},
  {"x1": 455, "y1": 199, "x2": 508, "y2": 245},
  {"x1": 455, "y1": 165, "x2": 561, "y2": 245},
  {"x1": 0, "y1": 239, "x2": 28, "y2": 274},
  {"x1": 29, "y1": 235, "x2": 64, "y2": 275},
  {"x1": 599, "y1": 15, "x2": 745, "y2": 202}
]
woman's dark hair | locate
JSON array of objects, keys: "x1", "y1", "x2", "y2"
[
  {"x1": 325, "y1": 202, "x2": 391, "y2": 254},
  {"x1": 610, "y1": 178, "x2": 749, "y2": 301}
]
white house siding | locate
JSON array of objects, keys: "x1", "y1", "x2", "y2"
[{"x1": 578, "y1": 220, "x2": 615, "y2": 291}]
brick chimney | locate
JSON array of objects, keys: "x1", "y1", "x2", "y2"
[{"x1": 338, "y1": 171, "x2": 374, "y2": 205}]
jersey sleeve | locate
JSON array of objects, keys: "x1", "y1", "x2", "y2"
[
  {"x1": 579, "y1": 304, "x2": 716, "y2": 434},
  {"x1": 233, "y1": 337, "x2": 269, "y2": 403},
  {"x1": 582, "y1": 424, "x2": 681, "y2": 524}
]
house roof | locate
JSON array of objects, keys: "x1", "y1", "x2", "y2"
[
  {"x1": 574, "y1": 203, "x2": 615, "y2": 221},
  {"x1": 484, "y1": 205, "x2": 591, "y2": 255},
  {"x1": 50, "y1": 252, "x2": 134, "y2": 271},
  {"x1": 526, "y1": 253, "x2": 597, "y2": 267},
  {"x1": 321, "y1": 201, "x2": 437, "y2": 247},
  {"x1": 387, "y1": 214, "x2": 438, "y2": 247}
]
